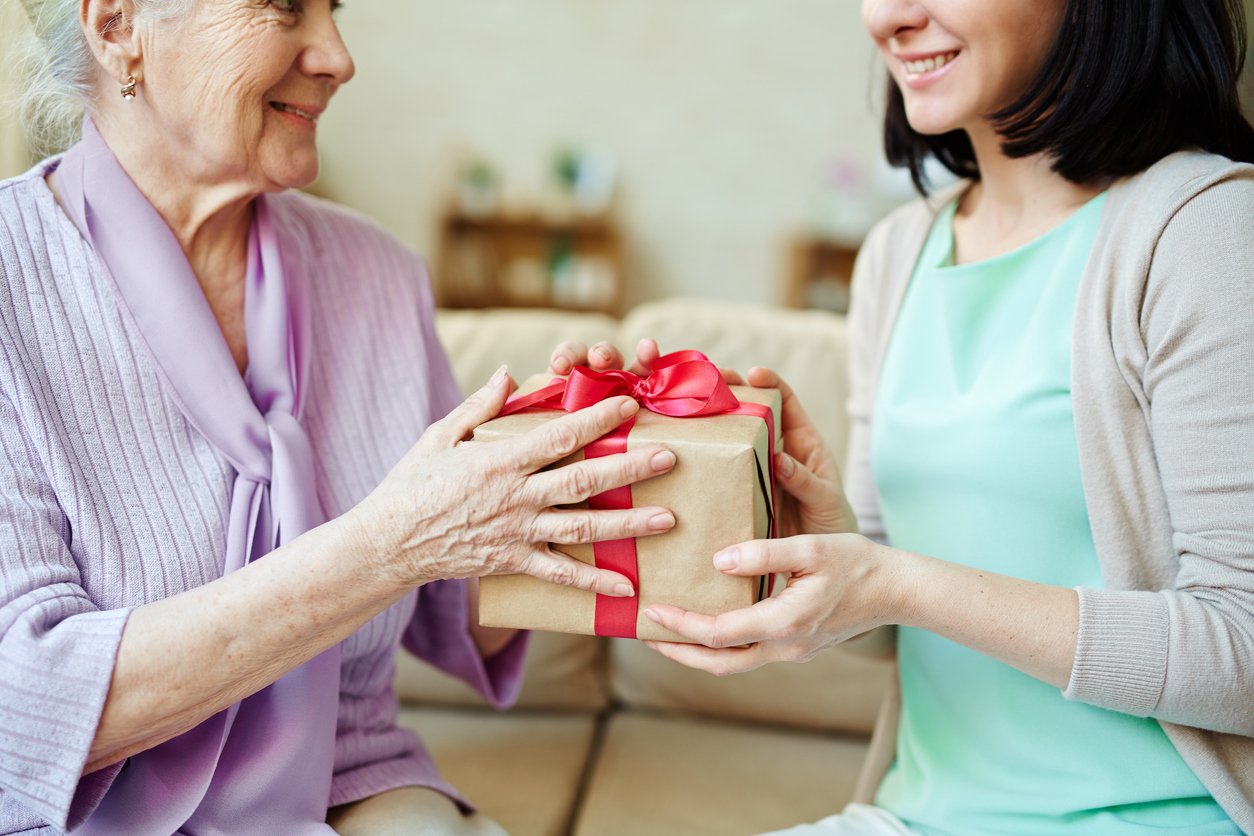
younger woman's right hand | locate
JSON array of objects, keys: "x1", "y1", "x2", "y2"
[
  {"x1": 725, "y1": 366, "x2": 856, "y2": 537},
  {"x1": 349, "y1": 367, "x2": 677, "y2": 596}
]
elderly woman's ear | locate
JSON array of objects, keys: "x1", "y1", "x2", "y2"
[{"x1": 80, "y1": 0, "x2": 143, "y2": 96}]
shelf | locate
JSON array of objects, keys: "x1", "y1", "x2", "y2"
[
  {"x1": 785, "y1": 237, "x2": 860, "y2": 314},
  {"x1": 435, "y1": 207, "x2": 626, "y2": 315}
]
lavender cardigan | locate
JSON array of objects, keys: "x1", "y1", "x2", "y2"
[{"x1": 0, "y1": 162, "x2": 525, "y2": 832}]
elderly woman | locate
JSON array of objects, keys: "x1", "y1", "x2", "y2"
[
  {"x1": 633, "y1": 0, "x2": 1254, "y2": 833},
  {"x1": 0, "y1": 0, "x2": 676, "y2": 833}
]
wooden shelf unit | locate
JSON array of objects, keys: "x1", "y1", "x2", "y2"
[
  {"x1": 784, "y1": 237, "x2": 860, "y2": 314},
  {"x1": 435, "y1": 207, "x2": 627, "y2": 315}
]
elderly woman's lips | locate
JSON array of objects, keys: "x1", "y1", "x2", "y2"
[{"x1": 270, "y1": 102, "x2": 321, "y2": 123}]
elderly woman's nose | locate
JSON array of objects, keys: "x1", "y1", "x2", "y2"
[
  {"x1": 302, "y1": 17, "x2": 356, "y2": 86},
  {"x1": 861, "y1": 0, "x2": 931, "y2": 41}
]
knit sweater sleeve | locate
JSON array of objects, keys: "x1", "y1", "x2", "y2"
[
  {"x1": 0, "y1": 390, "x2": 132, "y2": 830},
  {"x1": 1065, "y1": 174, "x2": 1254, "y2": 736}
]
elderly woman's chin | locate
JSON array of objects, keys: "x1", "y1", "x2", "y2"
[{"x1": 260, "y1": 143, "x2": 322, "y2": 193}]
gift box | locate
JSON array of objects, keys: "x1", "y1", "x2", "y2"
[{"x1": 476, "y1": 353, "x2": 782, "y2": 643}]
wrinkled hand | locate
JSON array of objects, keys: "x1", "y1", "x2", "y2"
[
  {"x1": 720, "y1": 366, "x2": 855, "y2": 537},
  {"x1": 643, "y1": 534, "x2": 898, "y2": 675},
  {"x1": 549, "y1": 337, "x2": 662, "y2": 376},
  {"x1": 350, "y1": 367, "x2": 677, "y2": 595}
]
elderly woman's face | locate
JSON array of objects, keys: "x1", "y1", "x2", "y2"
[
  {"x1": 136, "y1": 0, "x2": 354, "y2": 191},
  {"x1": 861, "y1": 0, "x2": 1066, "y2": 137}
]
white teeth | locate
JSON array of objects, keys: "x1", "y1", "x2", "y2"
[
  {"x1": 903, "y1": 51, "x2": 958, "y2": 75},
  {"x1": 273, "y1": 102, "x2": 318, "y2": 122}
]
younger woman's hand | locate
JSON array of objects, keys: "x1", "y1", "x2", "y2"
[
  {"x1": 349, "y1": 367, "x2": 677, "y2": 596},
  {"x1": 548, "y1": 338, "x2": 662, "y2": 376},
  {"x1": 643, "y1": 533, "x2": 900, "y2": 675},
  {"x1": 722, "y1": 366, "x2": 855, "y2": 537}
]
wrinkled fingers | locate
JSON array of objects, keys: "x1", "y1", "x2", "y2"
[
  {"x1": 516, "y1": 549, "x2": 635, "y2": 597},
  {"x1": 532, "y1": 507, "x2": 675, "y2": 545},
  {"x1": 508, "y1": 397, "x2": 640, "y2": 471},
  {"x1": 549, "y1": 340, "x2": 590, "y2": 375},
  {"x1": 527, "y1": 446, "x2": 676, "y2": 505},
  {"x1": 426, "y1": 367, "x2": 513, "y2": 447}
]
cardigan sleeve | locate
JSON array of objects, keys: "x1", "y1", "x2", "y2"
[
  {"x1": 844, "y1": 218, "x2": 891, "y2": 545},
  {"x1": 0, "y1": 391, "x2": 132, "y2": 830},
  {"x1": 1065, "y1": 174, "x2": 1254, "y2": 736}
]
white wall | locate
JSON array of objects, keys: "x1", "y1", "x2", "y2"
[
  {"x1": 0, "y1": 1, "x2": 33, "y2": 180},
  {"x1": 315, "y1": 1, "x2": 886, "y2": 308}
]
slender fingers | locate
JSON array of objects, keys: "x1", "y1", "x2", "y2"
[
  {"x1": 515, "y1": 548, "x2": 635, "y2": 597},
  {"x1": 643, "y1": 601, "x2": 778, "y2": 649},
  {"x1": 774, "y1": 452, "x2": 836, "y2": 508},
  {"x1": 428, "y1": 366, "x2": 514, "y2": 446},
  {"x1": 507, "y1": 396, "x2": 639, "y2": 472},
  {"x1": 586, "y1": 341, "x2": 626, "y2": 371},
  {"x1": 549, "y1": 340, "x2": 589, "y2": 375},
  {"x1": 532, "y1": 506, "x2": 675, "y2": 545},
  {"x1": 719, "y1": 366, "x2": 747, "y2": 386},
  {"x1": 629, "y1": 338, "x2": 662, "y2": 375},
  {"x1": 744, "y1": 366, "x2": 819, "y2": 434},
  {"x1": 643, "y1": 639, "x2": 773, "y2": 676},
  {"x1": 526, "y1": 446, "x2": 676, "y2": 505},
  {"x1": 710, "y1": 537, "x2": 813, "y2": 578}
]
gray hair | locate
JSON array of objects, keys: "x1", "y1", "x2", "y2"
[{"x1": 15, "y1": 0, "x2": 192, "y2": 155}]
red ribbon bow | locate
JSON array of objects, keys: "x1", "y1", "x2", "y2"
[
  {"x1": 499, "y1": 350, "x2": 741, "y2": 419},
  {"x1": 499, "y1": 350, "x2": 775, "y2": 639}
]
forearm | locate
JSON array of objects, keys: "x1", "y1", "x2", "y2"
[
  {"x1": 87, "y1": 516, "x2": 404, "y2": 772},
  {"x1": 890, "y1": 547, "x2": 1079, "y2": 689}
]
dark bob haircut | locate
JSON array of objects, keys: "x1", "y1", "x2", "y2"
[{"x1": 885, "y1": 0, "x2": 1254, "y2": 194}]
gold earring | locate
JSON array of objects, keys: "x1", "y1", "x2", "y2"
[{"x1": 120, "y1": 75, "x2": 137, "y2": 101}]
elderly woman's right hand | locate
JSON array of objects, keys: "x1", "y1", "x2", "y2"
[{"x1": 350, "y1": 366, "x2": 675, "y2": 597}]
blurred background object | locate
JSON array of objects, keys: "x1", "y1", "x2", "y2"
[
  {"x1": 1, "y1": 0, "x2": 33, "y2": 179},
  {"x1": 310, "y1": 0, "x2": 892, "y2": 312},
  {"x1": 3, "y1": 0, "x2": 1253, "y2": 312}
]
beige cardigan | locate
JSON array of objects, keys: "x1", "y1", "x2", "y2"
[{"x1": 844, "y1": 152, "x2": 1254, "y2": 829}]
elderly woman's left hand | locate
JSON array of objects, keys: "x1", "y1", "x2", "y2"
[{"x1": 641, "y1": 533, "x2": 899, "y2": 675}]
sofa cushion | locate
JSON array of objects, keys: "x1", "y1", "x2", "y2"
[
  {"x1": 436, "y1": 307, "x2": 619, "y2": 396},
  {"x1": 609, "y1": 639, "x2": 892, "y2": 737},
  {"x1": 399, "y1": 707, "x2": 599, "y2": 836},
  {"x1": 572, "y1": 712, "x2": 868, "y2": 836},
  {"x1": 619, "y1": 299, "x2": 851, "y2": 467},
  {"x1": 395, "y1": 631, "x2": 609, "y2": 712}
]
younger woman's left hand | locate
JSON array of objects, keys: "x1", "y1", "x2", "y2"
[{"x1": 643, "y1": 533, "x2": 901, "y2": 675}]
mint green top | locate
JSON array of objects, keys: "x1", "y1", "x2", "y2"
[{"x1": 869, "y1": 194, "x2": 1235, "y2": 834}]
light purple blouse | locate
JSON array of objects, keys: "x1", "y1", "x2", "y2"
[{"x1": 0, "y1": 141, "x2": 526, "y2": 832}]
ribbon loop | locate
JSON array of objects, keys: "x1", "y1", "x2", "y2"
[{"x1": 501, "y1": 351, "x2": 740, "y2": 419}]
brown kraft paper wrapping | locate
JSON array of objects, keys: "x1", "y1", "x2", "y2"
[{"x1": 477, "y1": 377, "x2": 782, "y2": 643}]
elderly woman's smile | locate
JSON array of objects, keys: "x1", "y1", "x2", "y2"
[{"x1": 116, "y1": 0, "x2": 354, "y2": 195}]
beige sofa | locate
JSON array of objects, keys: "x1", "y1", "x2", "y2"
[{"x1": 395, "y1": 299, "x2": 893, "y2": 836}]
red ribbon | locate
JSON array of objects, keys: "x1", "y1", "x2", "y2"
[{"x1": 501, "y1": 351, "x2": 776, "y2": 638}]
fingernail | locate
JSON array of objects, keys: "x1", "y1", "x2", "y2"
[
  {"x1": 713, "y1": 548, "x2": 739, "y2": 570},
  {"x1": 593, "y1": 346, "x2": 612, "y2": 362},
  {"x1": 552, "y1": 355, "x2": 571, "y2": 372},
  {"x1": 612, "y1": 582, "x2": 635, "y2": 598},
  {"x1": 651, "y1": 450, "x2": 676, "y2": 471},
  {"x1": 490, "y1": 365, "x2": 508, "y2": 386},
  {"x1": 619, "y1": 398, "x2": 639, "y2": 418},
  {"x1": 644, "y1": 607, "x2": 661, "y2": 623},
  {"x1": 777, "y1": 452, "x2": 795, "y2": 478},
  {"x1": 648, "y1": 511, "x2": 675, "y2": 531}
]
